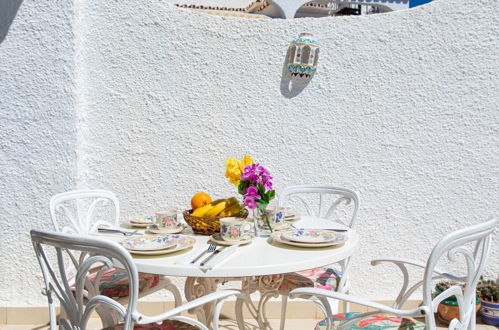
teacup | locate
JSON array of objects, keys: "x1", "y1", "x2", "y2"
[
  {"x1": 155, "y1": 209, "x2": 179, "y2": 229},
  {"x1": 265, "y1": 207, "x2": 286, "y2": 227},
  {"x1": 220, "y1": 217, "x2": 252, "y2": 242}
]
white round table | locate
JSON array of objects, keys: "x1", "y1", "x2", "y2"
[
  {"x1": 119, "y1": 216, "x2": 359, "y2": 328},
  {"x1": 130, "y1": 217, "x2": 359, "y2": 277}
]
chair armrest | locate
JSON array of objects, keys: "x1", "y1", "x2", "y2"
[
  {"x1": 431, "y1": 286, "x2": 463, "y2": 313},
  {"x1": 289, "y1": 287, "x2": 427, "y2": 318},
  {"x1": 371, "y1": 257, "x2": 463, "y2": 281},
  {"x1": 134, "y1": 289, "x2": 245, "y2": 325}
]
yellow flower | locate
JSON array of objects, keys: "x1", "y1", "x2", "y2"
[{"x1": 225, "y1": 156, "x2": 253, "y2": 186}]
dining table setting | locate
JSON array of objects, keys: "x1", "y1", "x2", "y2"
[{"x1": 90, "y1": 156, "x2": 360, "y2": 328}]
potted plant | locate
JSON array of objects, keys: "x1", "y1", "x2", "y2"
[
  {"x1": 477, "y1": 278, "x2": 499, "y2": 326},
  {"x1": 434, "y1": 281, "x2": 480, "y2": 324}
]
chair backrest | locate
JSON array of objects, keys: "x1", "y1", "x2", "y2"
[
  {"x1": 278, "y1": 185, "x2": 359, "y2": 228},
  {"x1": 30, "y1": 229, "x2": 138, "y2": 329},
  {"x1": 50, "y1": 189, "x2": 120, "y2": 234},
  {"x1": 422, "y1": 218, "x2": 497, "y2": 329}
]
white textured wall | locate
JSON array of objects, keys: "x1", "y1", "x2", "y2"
[
  {"x1": 0, "y1": 1, "x2": 78, "y2": 306},
  {"x1": 0, "y1": 0, "x2": 497, "y2": 306}
]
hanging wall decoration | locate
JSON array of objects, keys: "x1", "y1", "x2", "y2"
[{"x1": 287, "y1": 32, "x2": 320, "y2": 78}]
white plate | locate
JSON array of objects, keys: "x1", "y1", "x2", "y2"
[
  {"x1": 122, "y1": 235, "x2": 196, "y2": 255},
  {"x1": 147, "y1": 224, "x2": 185, "y2": 234},
  {"x1": 210, "y1": 232, "x2": 254, "y2": 246},
  {"x1": 281, "y1": 229, "x2": 338, "y2": 243},
  {"x1": 120, "y1": 235, "x2": 177, "y2": 251},
  {"x1": 270, "y1": 230, "x2": 347, "y2": 248}
]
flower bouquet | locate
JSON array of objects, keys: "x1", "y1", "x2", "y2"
[{"x1": 225, "y1": 156, "x2": 276, "y2": 235}]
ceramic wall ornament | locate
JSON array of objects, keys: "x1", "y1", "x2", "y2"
[{"x1": 287, "y1": 33, "x2": 319, "y2": 79}]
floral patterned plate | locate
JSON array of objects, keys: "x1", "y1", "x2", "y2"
[
  {"x1": 210, "y1": 232, "x2": 254, "y2": 246},
  {"x1": 147, "y1": 224, "x2": 185, "y2": 234},
  {"x1": 281, "y1": 229, "x2": 338, "y2": 243},
  {"x1": 120, "y1": 235, "x2": 195, "y2": 255},
  {"x1": 120, "y1": 235, "x2": 177, "y2": 251},
  {"x1": 270, "y1": 230, "x2": 347, "y2": 248}
]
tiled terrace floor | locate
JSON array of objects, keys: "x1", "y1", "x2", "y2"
[{"x1": 0, "y1": 318, "x2": 496, "y2": 329}]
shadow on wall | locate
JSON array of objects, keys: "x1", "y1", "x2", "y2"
[
  {"x1": 0, "y1": 0, "x2": 23, "y2": 44},
  {"x1": 280, "y1": 47, "x2": 313, "y2": 98}
]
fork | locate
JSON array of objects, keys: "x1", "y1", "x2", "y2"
[{"x1": 190, "y1": 243, "x2": 216, "y2": 264}]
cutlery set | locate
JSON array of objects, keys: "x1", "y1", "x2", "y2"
[{"x1": 189, "y1": 243, "x2": 229, "y2": 267}]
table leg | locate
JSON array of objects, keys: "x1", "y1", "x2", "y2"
[
  {"x1": 184, "y1": 275, "x2": 284, "y2": 330},
  {"x1": 236, "y1": 275, "x2": 284, "y2": 330},
  {"x1": 184, "y1": 277, "x2": 219, "y2": 325}
]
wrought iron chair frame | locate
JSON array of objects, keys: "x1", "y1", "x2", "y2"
[
  {"x1": 31, "y1": 229, "x2": 244, "y2": 330},
  {"x1": 290, "y1": 218, "x2": 497, "y2": 330}
]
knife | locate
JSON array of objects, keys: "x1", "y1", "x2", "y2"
[
  {"x1": 200, "y1": 246, "x2": 227, "y2": 267},
  {"x1": 289, "y1": 225, "x2": 348, "y2": 232}
]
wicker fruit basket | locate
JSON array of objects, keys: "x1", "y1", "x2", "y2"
[{"x1": 183, "y1": 209, "x2": 249, "y2": 235}]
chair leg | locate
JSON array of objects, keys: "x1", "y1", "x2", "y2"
[
  {"x1": 235, "y1": 297, "x2": 247, "y2": 330},
  {"x1": 48, "y1": 298, "x2": 57, "y2": 330},
  {"x1": 469, "y1": 308, "x2": 476, "y2": 330},
  {"x1": 342, "y1": 299, "x2": 349, "y2": 313},
  {"x1": 279, "y1": 295, "x2": 288, "y2": 330}
]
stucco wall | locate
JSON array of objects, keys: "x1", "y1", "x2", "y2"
[
  {"x1": 79, "y1": 0, "x2": 498, "y2": 301},
  {"x1": 0, "y1": 0, "x2": 497, "y2": 306},
  {"x1": 0, "y1": 0, "x2": 78, "y2": 306}
]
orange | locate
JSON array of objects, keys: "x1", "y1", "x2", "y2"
[{"x1": 191, "y1": 192, "x2": 212, "y2": 210}]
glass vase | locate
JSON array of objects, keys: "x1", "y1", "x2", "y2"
[{"x1": 252, "y1": 206, "x2": 273, "y2": 237}]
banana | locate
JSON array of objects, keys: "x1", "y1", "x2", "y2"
[
  {"x1": 191, "y1": 197, "x2": 240, "y2": 217},
  {"x1": 191, "y1": 203, "x2": 213, "y2": 217},
  {"x1": 219, "y1": 203, "x2": 244, "y2": 217},
  {"x1": 205, "y1": 199, "x2": 230, "y2": 217},
  {"x1": 191, "y1": 198, "x2": 224, "y2": 217}
]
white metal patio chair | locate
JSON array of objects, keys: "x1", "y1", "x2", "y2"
[
  {"x1": 31, "y1": 229, "x2": 245, "y2": 330},
  {"x1": 257, "y1": 185, "x2": 360, "y2": 329},
  {"x1": 49, "y1": 190, "x2": 181, "y2": 326},
  {"x1": 290, "y1": 218, "x2": 497, "y2": 330}
]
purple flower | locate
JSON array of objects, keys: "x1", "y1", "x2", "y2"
[
  {"x1": 243, "y1": 185, "x2": 260, "y2": 199},
  {"x1": 241, "y1": 171, "x2": 258, "y2": 182},
  {"x1": 243, "y1": 196, "x2": 258, "y2": 209},
  {"x1": 262, "y1": 176, "x2": 273, "y2": 191},
  {"x1": 256, "y1": 164, "x2": 270, "y2": 176}
]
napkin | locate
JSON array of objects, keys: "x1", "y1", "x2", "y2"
[{"x1": 199, "y1": 245, "x2": 238, "y2": 270}]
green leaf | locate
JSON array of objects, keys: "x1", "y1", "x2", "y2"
[{"x1": 269, "y1": 190, "x2": 276, "y2": 200}]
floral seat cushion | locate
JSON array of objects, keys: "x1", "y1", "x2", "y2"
[
  {"x1": 104, "y1": 320, "x2": 197, "y2": 330},
  {"x1": 75, "y1": 268, "x2": 160, "y2": 298},
  {"x1": 279, "y1": 267, "x2": 342, "y2": 294},
  {"x1": 315, "y1": 312, "x2": 426, "y2": 330}
]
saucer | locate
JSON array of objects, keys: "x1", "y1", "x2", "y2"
[
  {"x1": 125, "y1": 221, "x2": 150, "y2": 228},
  {"x1": 259, "y1": 221, "x2": 291, "y2": 231},
  {"x1": 147, "y1": 224, "x2": 185, "y2": 234},
  {"x1": 210, "y1": 232, "x2": 254, "y2": 246},
  {"x1": 129, "y1": 215, "x2": 155, "y2": 225}
]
